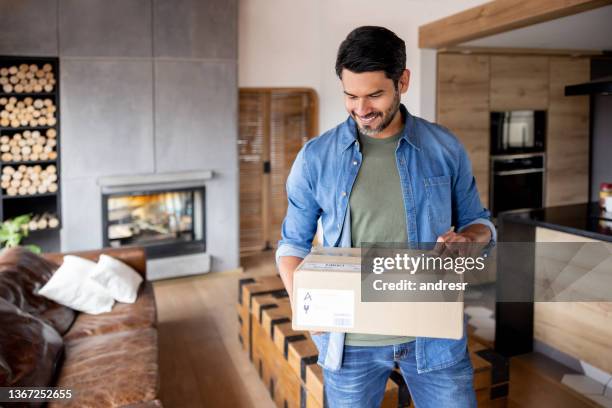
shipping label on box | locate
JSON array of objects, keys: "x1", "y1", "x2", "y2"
[{"x1": 295, "y1": 288, "x2": 355, "y2": 328}]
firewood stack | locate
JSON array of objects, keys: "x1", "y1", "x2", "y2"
[
  {"x1": 1, "y1": 164, "x2": 58, "y2": 196},
  {"x1": 0, "y1": 128, "x2": 57, "y2": 162},
  {"x1": 0, "y1": 96, "x2": 57, "y2": 128},
  {"x1": 27, "y1": 212, "x2": 60, "y2": 231},
  {"x1": 0, "y1": 63, "x2": 55, "y2": 94}
]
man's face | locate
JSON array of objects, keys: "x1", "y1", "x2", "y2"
[{"x1": 341, "y1": 69, "x2": 409, "y2": 136}]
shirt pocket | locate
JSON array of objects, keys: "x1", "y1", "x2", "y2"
[{"x1": 423, "y1": 175, "x2": 453, "y2": 236}]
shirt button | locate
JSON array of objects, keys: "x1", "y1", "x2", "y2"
[
  {"x1": 341, "y1": 191, "x2": 347, "y2": 197},
  {"x1": 337, "y1": 223, "x2": 341, "y2": 229},
  {"x1": 353, "y1": 160, "x2": 358, "y2": 165}
]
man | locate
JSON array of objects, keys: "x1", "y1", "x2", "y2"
[{"x1": 276, "y1": 26, "x2": 495, "y2": 407}]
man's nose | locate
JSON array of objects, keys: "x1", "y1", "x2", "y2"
[{"x1": 354, "y1": 98, "x2": 370, "y2": 116}]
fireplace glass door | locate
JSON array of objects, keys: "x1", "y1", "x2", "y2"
[{"x1": 103, "y1": 187, "x2": 205, "y2": 258}]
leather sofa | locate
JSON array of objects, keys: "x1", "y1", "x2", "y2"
[{"x1": 0, "y1": 246, "x2": 162, "y2": 407}]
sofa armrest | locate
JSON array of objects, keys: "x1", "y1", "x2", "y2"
[{"x1": 43, "y1": 247, "x2": 147, "y2": 280}]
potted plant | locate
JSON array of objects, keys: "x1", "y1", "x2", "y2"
[{"x1": 0, "y1": 214, "x2": 41, "y2": 254}]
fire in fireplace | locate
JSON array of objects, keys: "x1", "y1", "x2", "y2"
[{"x1": 101, "y1": 187, "x2": 205, "y2": 259}]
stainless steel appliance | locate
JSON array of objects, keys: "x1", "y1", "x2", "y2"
[
  {"x1": 490, "y1": 111, "x2": 546, "y2": 155},
  {"x1": 490, "y1": 153, "x2": 545, "y2": 217}
]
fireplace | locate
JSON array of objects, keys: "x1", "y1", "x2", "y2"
[
  {"x1": 98, "y1": 171, "x2": 213, "y2": 280},
  {"x1": 102, "y1": 187, "x2": 205, "y2": 259}
]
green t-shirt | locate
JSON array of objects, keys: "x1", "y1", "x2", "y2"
[{"x1": 345, "y1": 130, "x2": 415, "y2": 347}]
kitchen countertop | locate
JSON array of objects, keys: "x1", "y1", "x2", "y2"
[{"x1": 498, "y1": 202, "x2": 612, "y2": 242}]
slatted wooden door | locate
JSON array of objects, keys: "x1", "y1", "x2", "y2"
[{"x1": 239, "y1": 88, "x2": 317, "y2": 254}]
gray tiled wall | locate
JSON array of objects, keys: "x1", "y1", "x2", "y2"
[
  {"x1": 60, "y1": 59, "x2": 155, "y2": 178},
  {"x1": 59, "y1": 0, "x2": 153, "y2": 58},
  {"x1": 60, "y1": 177, "x2": 103, "y2": 251},
  {"x1": 0, "y1": 0, "x2": 239, "y2": 272},
  {"x1": 154, "y1": 60, "x2": 237, "y2": 172},
  {"x1": 0, "y1": 0, "x2": 59, "y2": 56},
  {"x1": 154, "y1": 0, "x2": 237, "y2": 59}
]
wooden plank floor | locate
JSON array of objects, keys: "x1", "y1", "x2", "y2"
[
  {"x1": 153, "y1": 252, "x2": 277, "y2": 408},
  {"x1": 154, "y1": 251, "x2": 600, "y2": 408}
]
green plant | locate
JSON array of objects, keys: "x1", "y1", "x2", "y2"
[{"x1": 0, "y1": 214, "x2": 41, "y2": 254}]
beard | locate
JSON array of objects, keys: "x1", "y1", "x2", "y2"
[{"x1": 354, "y1": 90, "x2": 401, "y2": 137}]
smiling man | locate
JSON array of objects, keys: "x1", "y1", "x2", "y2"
[{"x1": 276, "y1": 26, "x2": 496, "y2": 407}]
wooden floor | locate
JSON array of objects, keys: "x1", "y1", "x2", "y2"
[
  {"x1": 153, "y1": 252, "x2": 276, "y2": 408},
  {"x1": 153, "y1": 251, "x2": 600, "y2": 408}
]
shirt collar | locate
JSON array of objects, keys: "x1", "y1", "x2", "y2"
[{"x1": 340, "y1": 104, "x2": 421, "y2": 152}]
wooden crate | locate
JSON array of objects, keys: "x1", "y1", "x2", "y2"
[{"x1": 237, "y1": 275, "x2": 287, "y2": 358}]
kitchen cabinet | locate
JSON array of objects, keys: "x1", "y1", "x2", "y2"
[
  {"x1": 437, "y1": 53, "x2": 490, "y2": 206},
  {"x1": 546, "y1": 57, "x2": 590, "y2": 206},
  {"x1": 490, "y1": 56, "x2": 549, "y2": 111},
  {"x1": 437, "y1": 52, "x2": 591, "y2": 210}
]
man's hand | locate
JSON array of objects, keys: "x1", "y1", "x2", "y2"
[
  {"x1": 278, "y1": 256, "x2": 303, "y2": 305},
  {"x1": 434, "y1": 224, "x2": 491, "y2": 258},
  {"x1": 278, "y1": 256, "x2": 327, "y2": 338}
]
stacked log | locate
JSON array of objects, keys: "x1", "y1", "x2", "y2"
[
  {"x1": 1, "y1": 164, "x2": 58, "y2": 196},
  {"x1": 0, "y1": 96, "x2": 57, "y2": 128},
  {"x1": 27, "y1": 212, "x2": 60, "y2": 231},
  {"x1": 238, "y1": 274, "x2": 510, "y2": 407},
  {"x1": 0, "y1": 63, "x2": 55, "y2": 94},
  {"x1": 0, "y1": 128, "x2": 57, "y2": 162}
]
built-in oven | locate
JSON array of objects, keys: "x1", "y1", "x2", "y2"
[
  {"x1": 490, "y1": 153, "x2": 546, "y2": 217},
  {"x1": 490, "y1": 110, "x2": 546, "y2": 155}
]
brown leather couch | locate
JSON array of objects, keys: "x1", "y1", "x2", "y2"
[{"x1": 0, "y1": 246, "x2": 162, "y2": 407}]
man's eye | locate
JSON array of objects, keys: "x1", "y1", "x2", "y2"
[
  {"x1": 348, "y1": 96, "x2": 357, "y2": 100},
  {"x1": 370, "y1": 94, "x2": 381, "y2": 98}
]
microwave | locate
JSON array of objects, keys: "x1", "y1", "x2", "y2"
[{"x1": 490, "y1": 110, "x2": 546, "y2": 155}]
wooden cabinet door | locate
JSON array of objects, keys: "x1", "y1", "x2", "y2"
[
  {"x1": 490, "y1": 56, "x2": 549, "y2": 111},
  {"x1": 239, "y1": 89, "x2": 317, "y2": 253},
  {"x1": 437, "y1": 53, "x2": 491, "y2": 206},
  {"x1": 546, "y1": 57, "x2": 590, "y2": 206}
]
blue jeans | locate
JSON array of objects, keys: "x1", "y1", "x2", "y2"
[{"x1": 323, "y1": 341, "x2": 476, "y2": 408}]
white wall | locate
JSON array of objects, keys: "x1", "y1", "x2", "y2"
[{"x1": 238, "y1": 0, "x2": 488, "y2": 131}]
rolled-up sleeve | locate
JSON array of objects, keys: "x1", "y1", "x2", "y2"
[
  {"x1": 275, "y1": 145, "x2": 322, "y2": 265},
  {"x1": 452, "y1": 145, "x2": 497, "y2": 245}
]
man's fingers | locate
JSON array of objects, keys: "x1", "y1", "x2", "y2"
[{"x1": 434, "y1": 230, "x2": 455, "y2": 255}]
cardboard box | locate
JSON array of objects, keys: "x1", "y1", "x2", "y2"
[{"x1": 292, "y1": 247, "x2": 464, "y2": 339}]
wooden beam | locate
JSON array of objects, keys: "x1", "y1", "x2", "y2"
[
  {"x1": 439, "y1": 46, "x2": 603, "y2": 57},
  {"x1": 419, "y1": 0, "x2": 612, "y2": 49}
]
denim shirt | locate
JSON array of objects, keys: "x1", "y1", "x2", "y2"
[{"x1": 276, "y1": 105, "x2": 496, "y2": 373}]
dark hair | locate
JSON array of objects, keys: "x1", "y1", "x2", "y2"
[{"x1": 335, "y1": 26, "x2": 406, "y2": 85}]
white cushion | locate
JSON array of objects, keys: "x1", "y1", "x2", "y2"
[
  {"x1": 90, "y1": 254, "x2": 143, "y2": 303},
  {"x1": 38, "y1": 255, "x2": 115, "y2": 314}
]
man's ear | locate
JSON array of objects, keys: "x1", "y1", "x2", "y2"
[{"x1": 399, "y1": 69, "x2": 410, "y2": 94}]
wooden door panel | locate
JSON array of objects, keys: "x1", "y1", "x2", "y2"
[
  {"x1": 269, "y1": 91, "x2": 314, "y2": 246},
  {"x1": 238, "y1": 92, "x2": 266, "y2": 252},
  {"x1": 239, "y1": 89, "x2": 317, "y2": 253}
]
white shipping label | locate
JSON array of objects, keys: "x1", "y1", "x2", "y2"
[
  {"x1": 295, "y1": 288, "x2": 355, "y2": 328},
  {"x1": 301, "y1": 262, "x2": 361, "y2": 272}
]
